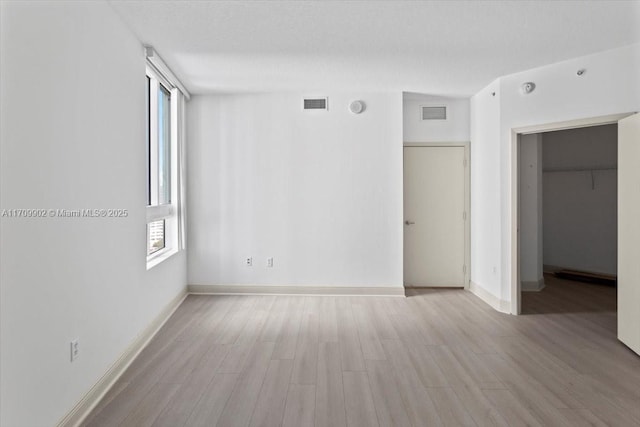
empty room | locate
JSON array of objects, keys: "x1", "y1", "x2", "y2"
[{"x1": 1, "y1": 1, "x2": 640, "y2": 426}]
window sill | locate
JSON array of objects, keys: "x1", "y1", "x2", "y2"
[{"x1": 146, "y1": 247, "x2": 179, "y2": 270}]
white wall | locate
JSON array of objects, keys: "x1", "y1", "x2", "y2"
[
  {"x1": 471, "y1": 43, "x2": 640, "y2": 307},
  {"x1": 0, "y1": 2, "x2": 187, "y2": 426},
  {"x1": 519, "y1": 134, "x2": 544, "y2": 289},
  {"x1": 403, "y1": 93, "x2": 470, "y2": 143},
  {"x1": 542, "y1": 125, "x2": 617, "y2": 275},
  {"x1": 188, "y1": 92, "x2": 404, "y2": 287},
  {"x1": 470, "y1": 80, "x2": 503, "y2": 299}
]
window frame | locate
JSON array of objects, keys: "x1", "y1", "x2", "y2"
[{"x1": 146, "y1": 65, "x2": 179, "y2": 268}]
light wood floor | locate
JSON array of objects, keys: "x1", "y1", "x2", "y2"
[{"x1": 83, "y1": 277, "x2": 640, "y2": 426}]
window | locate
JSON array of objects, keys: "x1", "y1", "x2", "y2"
[
  {"x1": 144, "y1": 46, "x2": 189, "y2": 268},
  {"x1": 146, "y1": 67, "x2": 177, "y2": 263}
]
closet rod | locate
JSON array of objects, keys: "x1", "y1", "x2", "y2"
[{"x1": 542, "y1": 166, "x2": 617, "y2": 173}]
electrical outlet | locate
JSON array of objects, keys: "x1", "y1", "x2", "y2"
[
  {"x1": 267, "y1": 257, "x2": 274, "y2": 268},
  {"x1": 246, "y1": 257, "x2": 253, "y2": 267},
  {"x1": 70, "y1": 339, "x2": 79, "y2": 362}
]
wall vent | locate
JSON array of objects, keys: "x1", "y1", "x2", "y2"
[
  {"x1": 421, "y1": 106, "x2": 447, "y2": 120},
  {"x1": 303, "y1": 98, "x2": 328, "y2": 110}
]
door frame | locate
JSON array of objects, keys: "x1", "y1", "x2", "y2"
[
  {"x1": 509, "y1": 113, "x2": 634, "y2": 315},
  {"x1": 403, "y1": 142, "x2": 471, "y2": 289}
]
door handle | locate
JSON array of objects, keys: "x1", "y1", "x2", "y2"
[{"x1": 405, "y1": 220, "x2": 415, "y2": 225}]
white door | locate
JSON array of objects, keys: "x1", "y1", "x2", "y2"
[
  {"x1": 618, "y1": 113, "x2": 640, "y2": 356},
  {"x1": 404, "y1": 146, "x2": 466, "y2": 287}
]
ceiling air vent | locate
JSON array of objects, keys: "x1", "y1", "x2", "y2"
[
  {"x1": 422, "y1": 106, "x2": 447, "y2": 120},
  {"x1": 303, "y1": 97, "x2": 328, "y2": 110}
]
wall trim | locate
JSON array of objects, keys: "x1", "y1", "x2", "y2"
[
  {"x1": 403, "y1": 141, "x2": 470, "y2": 147},
  {"x1": 469, "y1": 281, "x2": 510, "y2": 314},
  {"x1": 188, "y1": 284, "x2": 406, "y2": 297},
  {"x1": 56, "y1": 289, "x2": 188, "y2": 427},
  {"x1": 521, "y1": 278, "x2": 545, "y2": 292}
]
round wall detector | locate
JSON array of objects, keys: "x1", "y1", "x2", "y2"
[
  {"x1": 349, "y1": 100, "x2": 365, "y2": 114},
  {"x1": 521, "y1": 82, "x2": 536, "y2": 94}
]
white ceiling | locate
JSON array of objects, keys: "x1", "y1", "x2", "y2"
[{"x1": 110, "y1": 0, "x2": 640, "y2": 96}]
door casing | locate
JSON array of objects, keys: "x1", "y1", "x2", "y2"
[{"x1": 509, "y1": 113, "x2": 635, "y2": 315}]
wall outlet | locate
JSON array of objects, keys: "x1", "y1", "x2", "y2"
[
  {"x1": 267, "y1": 257, "x2": 274, "y2": 268},
  {"x1": 70, "y1": 339, "x2": 79, "y2": 362},
  {"x1": 246, "y1": 257, "x2": 253, "y2": 267}
]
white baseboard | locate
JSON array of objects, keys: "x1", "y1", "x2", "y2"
[
  {"x1": 404, "y1": 284, "x2": 465, "y2": 288},
  {"x1": 188, "y1": 284, "x2": 406, "y2": 297},
  {"x1": 56, "y1": 289, "x2": 188, "y2": 427},
  {"x1": 521, "y1": 278, "x2": 546, "y2": 292},
  {"x1": 468, "y1": 281, "x2": 510, "y2": 314}
]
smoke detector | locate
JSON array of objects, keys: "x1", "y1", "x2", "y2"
[
  {"x1": 349, "y1": 100, "x2": 365, "y2": 114},
  {"x1": 521, "y1": 82, "x2": 536, "y2": 94}
]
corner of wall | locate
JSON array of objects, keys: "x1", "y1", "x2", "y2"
[
  {"x1": 470, "y1": 77, "x2": 504, "y2": 308},
  {"x1": 468, "y1": 281, "x2": 510, "y2": 314}
]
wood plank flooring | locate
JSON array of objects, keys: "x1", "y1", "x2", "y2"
[{"x1": 83, "y1": 276, "x2": 640, "y2": 426}]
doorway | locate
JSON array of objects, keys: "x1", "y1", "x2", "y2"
[
  {"x1": 511, "y1": 112, "x2": 640, "y2": 355},
  {"x1": 403, "y1": 144, "x2": 470, "y2": 288},
  {"x1": 518, "y1": 124, "x2": 618, "y2": 316}
]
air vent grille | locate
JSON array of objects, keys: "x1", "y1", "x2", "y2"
[
  {"x1": 303, "y1": 98, "x2": 328, "y2": 110},
  {"x1": 422, "y1": 106, "x2": 447, "y2": 120}
]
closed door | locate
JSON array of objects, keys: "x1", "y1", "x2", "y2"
[
  {"x1": 404, "y1": 146, "x2": 466, "y2": 287},
  {"x1": 618, "y1": 113, "x2": 640, "y2": 355}
]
